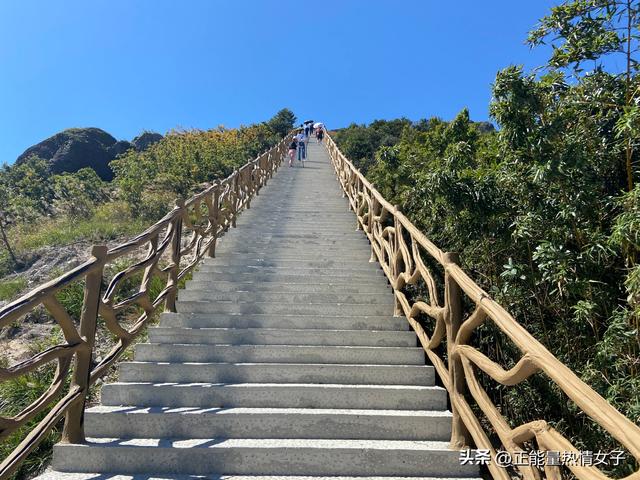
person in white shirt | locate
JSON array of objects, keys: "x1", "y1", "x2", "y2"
[{"x1": 296, "y1": 130, "x2": 306, "y2": 163}]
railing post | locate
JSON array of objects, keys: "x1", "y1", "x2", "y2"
[
  {"x1": 393, "y1": 206, "x2": 403, "y2": 317},
  {"x1": 232, "y1": 170, "x2": 239, "y2": 228},
  {"x1": 246, "y1": 168, "x2": 252, "y2": 209},
  {"x1": 341, "y1": 156, "x2": 347, "y2": 199},
  {"x1": 266, "y1": 152, "x2": 271, "y2": 180},
  {"x1": 444, "y1": 251, "x2": 471, "y2": 448},
  {"x1": 206, "y1": 187, "x2": 219, "y2": 258},
  {"x1": 165, "y1": 199, "x2": 185, "y2": 313},
  {"x1": 274, "y1": 146, "x2": 279, "y2": 174},
  {"x1": 62, "y1": 245, "x2": 107, "y2": 444},
  {"x1": 252, "y1": 158, "x2": 258, "y2": 197},
  {"x1": 354, "y1": 178, "x2": 362, "y2": 230},
  {"x1": 368, "y1": 193, "x2": 378, "y2": 263}
]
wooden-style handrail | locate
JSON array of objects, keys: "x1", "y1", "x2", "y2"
[
  {"x1": 324, "y1": 132, "x2": 640, "y2": 480},
  {"x1": 0, "y1": 132, "x2": 294, "y2": 479}
]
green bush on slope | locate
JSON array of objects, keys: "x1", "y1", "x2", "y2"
[{"x1": 335, "y1": 95, "x2": 638, "y2": 474}]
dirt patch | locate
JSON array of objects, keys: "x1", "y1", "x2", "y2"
[{"x1": 0, "y1": 237, "x2": 135, "y2": 365}]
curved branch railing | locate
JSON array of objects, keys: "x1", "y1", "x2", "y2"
[
  {"x1": 0, "y1": 132, "x2": 293, "y2": 479},
  {"x1": 324, "y1": 132, "x2": 640, "y2": 480}
]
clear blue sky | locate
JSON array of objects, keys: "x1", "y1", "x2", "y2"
[{"x1": 0, "y1": 0, "x2": 562, "y2": 165}]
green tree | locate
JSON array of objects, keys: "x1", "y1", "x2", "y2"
[
  {"x1": 528, "y1": 0, "x2": 640, "y2": 191},
  {"x1": 333, "y1": 118, "x2": 413, "y2": 173},
  {"x1": 265, "y1": 108, "x2": 296, "y2": 138},
  {"x1": 3, "y1": 156, "x2": 54, "y2": 220},
  {"x1": 111, "y1": 123, "x2": 283, "y2": 217},
  {"x1": 336, "y1": 89, "x2": 638, "y2": 469},
  {"x1": 51, "y1": 168, "x2": 110, "y2": 217},
  {"x1": 0, "y1": 175, "x2": 19, "y2": 269}
]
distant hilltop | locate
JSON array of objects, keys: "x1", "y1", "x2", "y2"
[{"x1": 16, "y1": 127, "x2": 163, "y2": 180}]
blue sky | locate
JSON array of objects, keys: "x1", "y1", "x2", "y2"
[{"x1": 0, "y1": 0, "x2": 563, "y2": 165}]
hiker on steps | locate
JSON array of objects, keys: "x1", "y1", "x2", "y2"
[
  {"x1": 288, "y1": 137, "x2": 298, "y2": 167},
  {"x1": 296, "y1": 129, "x2": 307, "y2": 165}
]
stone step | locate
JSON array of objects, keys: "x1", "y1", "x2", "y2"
[
  {"x1": 158, "y1": 312, "x2": 407, "y2": 331},
  {"x1": 241, "y1": 195, "x2": 347, "y2": 202},
  {"x1": 244, "y1": 202, "x2": 350, "y2": 207},
  {"x1": 177, "y1": 291, "x2": 394, "y2": 305},
  {"x1": 233, "y1": 219, "x2": 357, "y2": 226},
  {"x1": 235, "y1": 217, "x2": 356, "y2": 225},
  {"x1": 236, "y1": 213, "x2": 355, "y2": 221},
  {"x1": 216, "y1": 235, "x2": 369, "y2": 244},
  {"x1": 53, "y1": 438, "x2": 477, "y2": 477},
  {"x1": 84, "y1": 406, "x2": 451, "y2": 440},
  {"x1": 200, "y1": 258, "x2": 376, "y2": 270},
  {"x1": 118, "y1": 362, "x2": 434, "y2": 386},
  {"x1": 213, "y1": 251, "x2": 372, "y2": 261},
  {"x1": 231, "y1": 225, "x2": 360, "y2": 232},
  {"x1": 175, "y1": 300, "x2": 394, "y2": 317},
  {"x1": 223, "y1": 232, "x2": 368, "y2": 239},
  {"x1": 148, "y1": 327, "x2": 417, "y2": 347},
  {"x1": 190, "y1": 272, "x2": 387, "y2": 285},
  {"x1": 212, "y1": 246, "x2": 374, "y2": 257},
  {"x1": 134, "y1": 343, "x2": 423, "y2": 364},
  {"x1": 221, "y1": 235, "x2": 369, "y2": 247},
  {"x1": 101, "y1": 382, "x2": 448, "y2": 410},
  {"x1": 38, "y1": 473, "x2": 480, "y2": 480},
  {"x1": 197, "y1": 268, "x2": 387, "y2": 281},
  {"x1": 183, "y1": 280, "x2": 391, "y2": 294},
  {"x1": 230, "y1": 232, "x2": 365, "y2": 240},
  {"x1": 195, "y1": 264, "x2": 383, "y2": 276}
]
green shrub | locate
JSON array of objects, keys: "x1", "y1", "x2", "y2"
[
  {"x1": 51, "y1": 168, "x2": 110, "y2": 217},
  {"x1": 0, "y1": 332, "x2": 67, "y2": 480},
  {"x1": 0, "y1": 278, "x2": 27, "y2": 301}
]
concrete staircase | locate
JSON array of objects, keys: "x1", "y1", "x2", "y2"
[{"x1": 41, "y1": 140, "x2": 478, "y2": 479}]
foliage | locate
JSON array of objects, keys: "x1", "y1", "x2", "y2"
[
  {"x1": 0, "y1": 332, "x2": 67, "y2": 480},
  {"x1": 265, "y1": 108, "x2": 296, "y2": 138},
  {"x1": 0, "y1": 156, "x2": 54, "y2": 221},
  {"x1": 528, "y1": 0, "x2": 640, "y2": 72},
  {"x1": 335, "y1": 77, "x2": 639, "y2": 468},
  {"x1": 51, "y1": 168, "x2": 110, "y2": 217},
  {"x1": 0, "y1": 110, "x2": 290, "y2": 275},
  {"x1": 111, "y1": 122, "x2": 281, "y2": 216},
  {"x1": 0, "y1": 110, "x2": 293, "y2": 478},
  {"x1": 0, "y1": 202, "x2": 148, "y2": 280},
  {"x1": 333, "y1": 118, "x2": 412, "y2": 172},
  {"x1": 528, "y1": 0, "x2": 640, "y2": 193},
  {"x1": 0, "y1": 278, "x2": 27, "y2": 301}
]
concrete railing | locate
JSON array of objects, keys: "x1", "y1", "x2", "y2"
[
  {"x1": 324, "y1": 132, "x2": 640, "y2": 480},
  {"x1": 0, "y1": 132, "x2": 293, "y2": 479}
]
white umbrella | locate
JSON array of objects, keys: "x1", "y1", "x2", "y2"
[{"x1": 313, "y1": 122, "x2": 323, "y2": 128}]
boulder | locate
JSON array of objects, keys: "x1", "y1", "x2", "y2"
[
  {"x1": 131, "y1": 131, "x2": 163, "y2": 151},
  {"x1": 16, "y1": 127, "x2": 120, "y2": 180},
  {"x1": 15, "y1": 128, "x2": 164, "y2": 181}
]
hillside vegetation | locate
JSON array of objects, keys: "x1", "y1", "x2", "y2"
[
  {"x1": 0, "y1": 109, "x2": 296, "y2": 286},
  {"x1": 0, "y1": 109, "x2": 296, "y2": 480},
  {"x1": 334, "y1": 3, "x2": 640, "y2": 471}
]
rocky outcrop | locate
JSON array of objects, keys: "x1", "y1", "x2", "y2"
[
  {"x1": 474, "y1": 121, "x2": 496, "y2": 134},
  {"x1": 15, "y1": 128, "x2": 164, "y2": 181},
  {"x1": 16, "y1": 128, "x2": 120, "y2": 180},
  {"x1": 131, "y1": 131, "x2": 163, "y2": 151}
]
